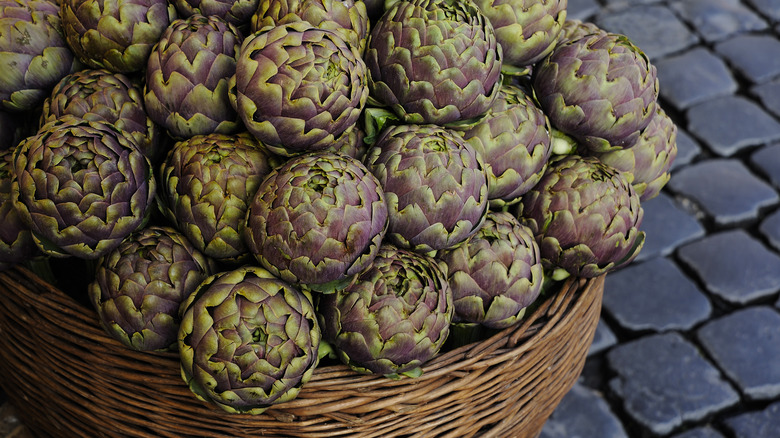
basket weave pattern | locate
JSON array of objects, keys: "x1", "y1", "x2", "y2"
[{"x1": 0, "y1": 266, "x2": 603, "y2": 438}]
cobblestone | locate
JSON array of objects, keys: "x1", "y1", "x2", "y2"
[
  {"x1": 747, "y1": 0, "x2": 780, "y2": 22},
  {"x1": 723, "y1": 401, "x2": 780, "y2": 438},
  {"x1": 759, "y1": 208, "x2": 780, "y2": 251},
  {"x1": 750, "y1": 143, "x2": 780, "y2": 189},
  {"x1": 607, "y1": 332, "x2": 739, "y2": 436},
  {"x1": 677, "y1": 229, "x2": 780, "y2": 305},
  {"x1": 670, "y1": 426, "x2": 727, "y2": 438},
  {"x1": 654, "y1": 48, "x2": 738, "y2": 111},
  {"x1": 635, "y1": 192, "x2": 706, "y2": 261},
  {"x1": 667, "y1": 159, "x2": 780, "y2": 226},
  {"x1": 670, "y1": 129, "x2": 703, "y2": 172},
  {"x1": 697, "y1": 307, "x2": 780, "y2": 401},
  {"x1": 589, "y1": 319, "x2": 618, "y2": 356},
  {"x1": 715, "y1": 34, "x2": 780, "y2": 83},
  {"x1": 685, "y1": 96, "x2": 780, "y2": 157},
  {"x1": 539, "y1": 383, "x2": 628, "y2": 438},
  {"x1": 669, "y1": 0, "x2": 768, "y2": 43},
  {"x1": 604, "y1": 257, "x2": 712, "y2": 332}
]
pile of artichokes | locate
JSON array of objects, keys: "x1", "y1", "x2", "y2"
[{"x1": 0, "y1": 0, "x2": 675, "y2": 415}]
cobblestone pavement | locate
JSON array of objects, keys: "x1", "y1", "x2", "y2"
[
  {"x1": 3, "y1": 1, "x2": 780, "y2": 437},
  {"x1": 541, "y1": 0, "x2": 780, "y2": 437}
]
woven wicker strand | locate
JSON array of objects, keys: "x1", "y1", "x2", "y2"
[{"x1": 0, "y1": 265, "x2": 604, "y2": 438}]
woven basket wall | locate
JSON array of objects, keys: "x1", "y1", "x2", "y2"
[{"x1": 0, "y1": 266, "x2": 604, "y2": 438}]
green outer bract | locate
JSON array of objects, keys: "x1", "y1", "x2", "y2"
[
  {"x1": 233, "y1": 21, "x2": 369, "y2": 156},
  {"x1": 11, "y1": 115, "x2": 156, "y2": 260},
  {"x1": 60, "y1": 0, "x2": 177, "y2": 73},
  {"x1": 178, "y1": 265, "x2": 321, "y2": 415},
  {"x1": 436, "y1": 211, "x2": 543, "y2": 329},
  {"x1": 459, "y1": 83, "x2": 552, "y2": 208},
  {"x1": 517, "y1": 154, "x2": 644, "y2": 278},
  {"x1": 364, "y1": 123, "x2": 488, "y2": 254},
  {"x1": 558, "y1": 19, "x2": 605, "y2": 44},
  {"x1": 532, "y1": 32, "x2": 659, "y2": 152},
  {"x1": 594, "y1": 107, "x2": 677, "y2": 202},
  {"x1": 40, "y1": 68, "x2": 162, "y2": 162},
  {"x1": 171, "y1": 0, "x2": 260, "y2": 26},
  {"x1": 252, "y1": 0, "x2": 369, "y2": 54},
  {"x1": 159, "y1": 132, "x2": 276, "y2": 263},
  {"x1": 144, "y1": 14, "x2": 242, "y2": 140},
  {"x1": 318, "y1": 244, "x2": 453, "y2": 377},
  {"x1": 244, "y1": 151, "x2": 388, "y2": 292},
  {"x1": 88, "y1": 225, "x2": 216, "y2": 351},
  {"x1": 0, "y1": 0, "x2": 80, "y2": 112},
  {"x1": 365, "y1": 0, "x2": 503, "y2": 125},
  {"x1": 472, "y1": 0, "x2": 567, "y2": 68},
  {"x1": 0, "y1": 148, "x2": 36, "y2": 269}
]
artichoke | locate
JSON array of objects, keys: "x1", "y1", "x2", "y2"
[
  {"x1": 558, "y1": 19, "x2": 605, "y2": 44},
  {"x1": 364, "y1": 123, "x2": 488, "y2": 254},
  {"x1": 323, "y1": 124, "x2": 368, "y2": 160},
  {"x1": 365, "y1": 0, "x2": 503, "y2": 125},
  {"x1": 159, "y1": 132, "x2": 276, "y2": 263},
  {"x1": 517, "y1": 154, "x2": 644, "y2": 278},
  {"x1": 472, "y1": 0, "x2": 567, "y2": 69},
  {"x1": 171, "y1": 0, "x2": 259, "y2": 26},
  {"x1": 60, "y1": 0, "x2": 177, "y2": 73},
  {"x1": 251, "y1": 0, "x2": 369, "y2": 54},
  {"x1": 458, "y1": 83, "x2": 552, "y2": 207},
  {"x1": 88, "y1": 225, "x2": 216, "y2": 351},
  {"x1": 436, "y1": 211, "x2": 543, "y2": 329},
  {"x1": 0, "y1": 148, "x2": 36, "y2": 270},
  {"x1": 0, "y1": 0, "x2": 80, "y2": 112},
  {"x1": 233, "y1": 21, "x2": 369, "y2": 156},
  {"x1": 178, "y1": 265, "x2": 321, "y2": 414},
  {"x1": 40, "y1": 68, "x2": 162, "y2": 162},
  {"x1": 144, "y1": 14, "x2": 242, "y2": 140},
  {"x1": 11, "y1": 115, "x2": 156, "y2": 259},
  {"x1": 593, "y1": 107, "x2": 677, "y2": 202},
  {"x1": 533, "y1": 32, "x2": 659, "y2": 152},
  {"x1": 318, "y1": 244, "x2": 453, "y2": 377},
  {"x1": 245, "y1": 151, "x2": 388, "y2": 291}
]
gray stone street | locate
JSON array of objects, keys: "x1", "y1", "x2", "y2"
[{"x1": 541, "y1": 0, "x2": 780, "y2": 437}]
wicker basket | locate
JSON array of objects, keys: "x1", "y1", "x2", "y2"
[{"x1": 0, "y1": 265, "x2": 604, "y2": 438}]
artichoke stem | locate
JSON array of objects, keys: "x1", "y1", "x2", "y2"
[{"x1": 25, "y1": 256, "x2": 57, "y2": 287}]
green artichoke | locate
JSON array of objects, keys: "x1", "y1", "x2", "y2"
[
  {"x1": 323, "y1": 124, "x2": 368, "y2": 160},
  {"x1": 0, "y1": 0, "x2": 80, "y2": 112},
  {"x1": 233, "y1": 22, "x2": 369, "y2": 156},
  {"x1": 40, "y1": 68, "x2": 162, "y2": 162},
  {"x1": 245, "y1": 151, "x2": 388, "y2": 292},
  {"x1": 558, "y1": 19, "x2": 605, "y2": 44},
  {"x1": 144, "y1": 14, "x2": 242, "y2": 140},
  {"x1": 251, "y1": 0, "x2": 369, "y2": 54},
  {"x1": 517, "y1": 154, "x2": 644, "y2": 278},
  {"x1": 458, "y1": 83, "x2": 551, "y2": 208},
  {"x1": 593, "y1": 107, "x2": 677, "y2": 202},
  {"x1": 178, "y1": 265, "x2": 321, "y2": 414},
  {"x1": 436, "y1": 211, "x2": 543, "y2": 329},
  {"x1": 318, "y1": 244, "x2": 453, "y2": 377},
  {"x1": 532, "y1": 32, "x2": 659, "y2": 153},
  {"x1": 0, "y1": 148, "x2": 37, "y2": 270},
  {"x1": 89, "y1": 225, "x2": 216, "y2": 351},
  {"x1": 159, "y1": 132, "x2": 276, "y2": 263},
  {"x1": 171, "y1": 0, "x2": 259, "y2": 26},
  {"x1": 11, "y1": 115, "x2": 156, "y2": 259},
  {"x1": 365, "y1": 0, "x2": 503, "y2": 125},
  {"x1": 60, "y1": 0, "x2": 177, "y2": 73},
  {"x1": 472, "y1": 0, "x2": 567, "y2": 69},
  {"x1": 364, "y1": 123, "x2": 488, "y2": 254}
]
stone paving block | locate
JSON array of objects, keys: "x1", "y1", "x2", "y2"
[
  {"x1": 751, "y1": 78, "x2": 780, "y2": 119},
  {"x1": 750, "y1": 143, "x2": 780, "y2": 189},
  {"x1": 654, "y1": 48, "x2": 737, "y2": 111},
  {"x1": 723, "y1": 401, "x2": 780, "y2": 438},
  {"x1": 746, "y1": 0, "x2": 780, "y2": 23},
  {"x1": 677, "y1": 229, "x2": 780, "y2": 305},
  {"x1": 671, "y1": 426, "x2": 726, "y2": 438},
  {"x1": 634, "y1": 192, "x2": 706, "y2": 261},
  {"x1": 669, "y1": 0, "x2": 768, "y2": 43},
  {"x1": 567, "y1": 0, "x2": 601, "y2": 20},
  {"x1": 604, "y1": 257, "x2": 712, "y2": 332},
  {"x1": 539, "y1": 383, "x2": 629, "y2": 438},
  {"x1": 697, "y1": 306, "x2": 780, "y2": 401},
  {"x1": 593, "y1": 5, "x2": 698, "y2": 60},
  {"x1": 589, "y1": 318, "x2": 618, "y2": 356},
  {"x1": 670, "y1": 129, "x2": 703, "y2": 172},
  {"x1": 759, "y1": 208, "x2": 780, "y2": 252},
  {"x1": 715, "y1": 34, "x2": 780, "y2": 84},
  {"x1": 667, "y1": 159, "x2": 780, "y2": 226},
  {"x1": 607, "y1": 332, "x2": 739, "y2": 436},
  {"x1": 686, "y1": 95, "x2": 780, "y2": 157}
]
